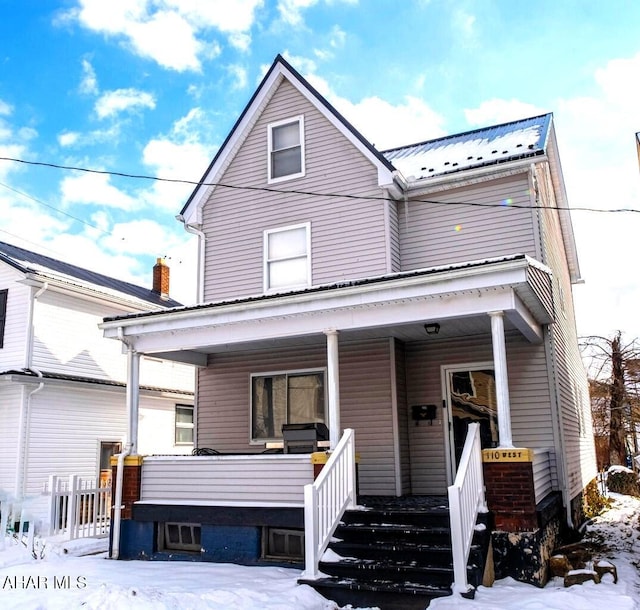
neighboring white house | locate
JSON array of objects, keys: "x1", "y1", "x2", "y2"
[{"x1": 0, "y1": 241, "x2": 195, "y2": 513}]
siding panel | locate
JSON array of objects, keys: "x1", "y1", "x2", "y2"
[
  {"x1": 399, "y1": 174, "x2": 537, "y2": 271},
  {"x1": 0, "y1": 265, "x2": 29, "y2": 369}
]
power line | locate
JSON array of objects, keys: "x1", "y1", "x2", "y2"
[
  {"x1": 1, "y1": 155, "x2": 639, "y2": 214},
  {"x1": 0, "y1": 180, "x2": 116, "y2": 237}
]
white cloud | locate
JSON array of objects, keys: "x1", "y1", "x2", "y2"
[
  {"x1": 277, "y1": 0, "x2": 356, "y2": 27},
  {"x1": 281, "y1": 56, "x2": 445, "y2": 150},
  {"x1": 58, "y1": 132, "x2": 80, "y2": 147},
  {"x1": 79, "y1": 58, "x2": 99, "y2": 95},
  {"x1": 95, "y1": 88, "x2": 156, "y2": 119},
  {"x1": 452, "y1": 8, "x2": 476, "y2": 41},
  {"x1": 464, "y1": 99, "x2": 548, "y2": 126},
  {"x1": 140, "y1": 108, "x2": 215, "y2": 211},
  {"x1": 69, "y1": 0, "x2": 263, "y2": 71},
  {"x1": 0, "y1": 99, "x2": 12, "y2": 116},
  {"x1": 60, "y1": 172, "x2": 138, "y2": 210},
  {"x1": 227, "y1": 64, "x2": 248, "y2": 90}
]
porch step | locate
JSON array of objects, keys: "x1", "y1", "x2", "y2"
[{"x1": 301, "y1": 497, "x2": 491, "y2": 610}]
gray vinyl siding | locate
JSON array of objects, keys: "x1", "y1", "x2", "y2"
[
  {"x1": 140, "y1": 455, "x2": 312, "y2": 505},
  {"x1": 0, "y1": 384, "x2": 21, "y2": 496},
  {"x1": 406, "y1": 332, "x2": 554, "y2": 495},
  {"x1": 201, "y1": 79, "x2": 390, "y2": 302},
  {"x1": 196, "y1": 338, "x2": 398, "y2": 495},
  {"x1": 399, "y1": 174, "x2": 538, "y2": 271},
  {"x1": 535, "y1": 162, "x2": 596, "y2": 501},
  {"x1": 0, "y1": 265, "x2": 29, "y2": 370},
  {"x1": 387, "y1": 200, "x2": 401, "y2": 272}
]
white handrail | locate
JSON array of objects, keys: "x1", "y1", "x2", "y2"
[
  {"x1": 447, "y1": 423, "x2": 488, "y2": 596},
  {"x1": 302, "y1": 428, "x2": 356, "y2": 580}
]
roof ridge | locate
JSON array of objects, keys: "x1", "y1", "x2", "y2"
[{"x1": 381, "y1": 113, "x2": 552, "y2": 154}]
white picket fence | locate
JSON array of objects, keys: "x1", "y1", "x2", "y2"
[
  {"x1": 0, "y1": 498, "x2": 37, "y2": 553},
  {"x1": 46, "y1": 475, "x2": 112, "y2": 539}
]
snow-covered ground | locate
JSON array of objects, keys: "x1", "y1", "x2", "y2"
[{"x1": 0, "y1": 493, "x2": 638, "y2": 610}]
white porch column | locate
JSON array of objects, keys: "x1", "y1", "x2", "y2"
[
  {"x1": 324, "y1": 329, "x2": 341, "y2": 450},
  {"x1": 126, "y1": 346, "x2": 141, "y2": 454},
  {"x1": 489, "y1": 311, "x2": 514, "y2": 448}
]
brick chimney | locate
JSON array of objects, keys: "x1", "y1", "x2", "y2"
[{"x1": 152, "y1": 258, "x2": 170, "y2": 298}]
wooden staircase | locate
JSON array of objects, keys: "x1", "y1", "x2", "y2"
[{"x1": 300, "y1": 496, "x2": 491, "y2": 610}]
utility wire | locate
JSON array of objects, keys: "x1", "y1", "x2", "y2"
[
  {"x1": 1, "y1": 155, "x2": 639, "y2": 214},
  {"x1": 0, "y1": 180, "x2": 116, "y2": 237}
]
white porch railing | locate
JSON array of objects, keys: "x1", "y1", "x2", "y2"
[
  {"x1": 447, "y1": 423, "x2": 488, "y2": 597},
  {"x1": 302, "y1": 428, "x2": 357, "y2": 579},
  {"x1": 46, "y1": 475, "x2": 111, "y2": 539}
]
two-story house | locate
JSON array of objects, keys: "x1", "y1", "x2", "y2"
[
  {"x1": 100, "y1": 55, "x2": 596, "y2": 608},
  {"x1": 0, "y1": 242, "x2": 194, "y2": 520}
]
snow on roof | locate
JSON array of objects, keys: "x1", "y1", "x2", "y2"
[
  {"x1": 0, "y1": 240, "x2": 182, "y2": 309},
  {"x1": 383, "y1": 114, "x2": 552, "y2": 182}
]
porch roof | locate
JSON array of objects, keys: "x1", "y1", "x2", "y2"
[{"x1": 100, "y1": 254, "x2": 554, "y2": 366}]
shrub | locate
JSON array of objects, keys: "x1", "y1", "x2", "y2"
[
  {"x1": 583, "y1": 478, "x2": 612, "y2": 519},
  {"x1": 607, "y1": 470, "x2": 640, "y2": 497}
]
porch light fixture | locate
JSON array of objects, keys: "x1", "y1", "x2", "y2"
[{"x1": 424, "y1": 323, "x2": 440, "y2": 335}]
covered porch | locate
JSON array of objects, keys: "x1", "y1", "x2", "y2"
[{"x1": 101, "y1": 254, "x2": 554, "y2": 467}]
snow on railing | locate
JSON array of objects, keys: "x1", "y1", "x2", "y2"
[
  {"x1": 447, "y1": 423, "x2": 488, "y2": 597},
  {"x1": 46, "y1": 475, "x2": 111, "y2": 540},
  {"x1": 302, "y1": 428, "x2": 356, "y2": 580}
]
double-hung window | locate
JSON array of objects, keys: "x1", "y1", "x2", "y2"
[
  {"x1": 264, "y1": 223, "x2": 310, "y2": 292},
  {"x1": 175, "y1": 404, "x2": 194, "y2": 445},
  {"x1": 268, "y1": 116, "x2": 305, "y2": 182},
  {"x1": 251, "y1": 370, "x2": 325, "y2": 442}
]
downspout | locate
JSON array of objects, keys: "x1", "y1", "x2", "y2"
[
  {"x1": 177, "y1": 216, "x2": 206, "y2": 304},
  {"x1": 15, "y1": 282, "x2": 48, "y2": 500},
  {"x1": 110, "y1": 326, "x2": 136, "y2": 559}
]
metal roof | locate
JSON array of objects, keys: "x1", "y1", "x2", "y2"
[
  {"x1": 383, "y1": 114, "x2": 552, "y2": 181},
  {"x1": 0, "y1": 240, "x2": 182, "y2": 308}
]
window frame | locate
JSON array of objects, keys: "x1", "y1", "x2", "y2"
[
  {"x1": 267, "y1": 115, "x2": 305, "y2": 183},
  {"x1": 0, "y1": 289, "x2": 7, "y2": 349},
  {"x1": 174, "y1": 404, "x2": 195, "y2": 445},
  {"x1": 263, "y1": 222, "x2": 311, "y2": 293},
  {"x1": 249, "y1": 368, "x2": 327, "y2": 444}
]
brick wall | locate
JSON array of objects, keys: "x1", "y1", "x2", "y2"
[{"x1": 483, "y1": 460, "x2": 537, "y2": 531}]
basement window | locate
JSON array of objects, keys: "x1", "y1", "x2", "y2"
[
  {"x1": 159, "y1": 522, "x2": 201, "y2": 553},
  {"x1": 262, "y1": 527, "x2": 304, "y2": 561}
]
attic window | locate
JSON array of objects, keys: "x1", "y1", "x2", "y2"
[{"x1": 268, "y1": 116, "x2": 305, "y2": 183}]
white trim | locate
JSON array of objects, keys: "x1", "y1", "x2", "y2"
[
  {"x1": 263, "y1": 222, "x2": 312, "y2": 293},
  {"x1": 441, "y1": 361, "x2": 495, "y2": 485},
  {"x1": 267, "y1": 115, "x2": 306, "y2": 183}
]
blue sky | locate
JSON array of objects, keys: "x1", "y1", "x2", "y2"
[{"x1": 0, "y1": 0, "x2": 639, "y2": 343}]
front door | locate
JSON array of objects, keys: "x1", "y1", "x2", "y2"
[{"x1": 443, "y1": 363, "x2": 498, "y2": 481}]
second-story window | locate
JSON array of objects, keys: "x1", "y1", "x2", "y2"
[
  {"x1": 264, "y1": 223, "x2": 311, "y2": 292},
  {"x1": 268, "y1": 116, "x2": 305, "y2": 182}
]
